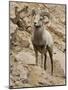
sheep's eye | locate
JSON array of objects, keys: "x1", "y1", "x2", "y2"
[{"x1": 40, "y1": 16, "x2": 43, "y2": 20}]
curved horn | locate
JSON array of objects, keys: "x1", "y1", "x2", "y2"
[
  {"x1": 41, "y1": 10, "x2": 50, "y2": 18},
  {"x1": 31, "y1": 9, "x2": 36, "y2": 16}
]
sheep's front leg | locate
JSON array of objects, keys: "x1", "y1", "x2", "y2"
[
  {"x1": 34, "y1": 46, "x2": 38, "y2": 66},
  {"x1": 41, "y1": 53, "x2": 44, "y2": 68},
  {"x1": 35, "y1": 50, "x2": 38, "y2": 66}
]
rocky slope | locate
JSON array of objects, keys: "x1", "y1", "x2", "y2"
[{"x1": 9, "y1": 2, "x2": 66, "y2": 88}]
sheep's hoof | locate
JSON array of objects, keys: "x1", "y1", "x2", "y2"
[{"x1": 44, "y1": 68, "x2": 46, "y2": 71}]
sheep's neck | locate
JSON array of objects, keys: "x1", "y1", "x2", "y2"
[{"x1": 34, "y1": 26, "x2": 45, "y2": 45}]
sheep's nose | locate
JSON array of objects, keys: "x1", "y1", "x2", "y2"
[{"x1": 34, "y1": 22, "x2": 36, "y2": 25}]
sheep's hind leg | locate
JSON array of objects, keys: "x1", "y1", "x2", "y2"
[
  {"x1": 44, "y1": 53, "x2": 47, "y2": 70},
  {"x1": 48, "y1": 47, "x2": 53, "y2": 75}
]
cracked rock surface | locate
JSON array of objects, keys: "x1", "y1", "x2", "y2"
[{"x1": 9, "y1": 2, "x2": 66, "y2": 88}]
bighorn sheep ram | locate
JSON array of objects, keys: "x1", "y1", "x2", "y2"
[{"x1": 31, "y1": 9, "x2": 53, "y2": 75}]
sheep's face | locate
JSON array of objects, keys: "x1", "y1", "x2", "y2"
[
  {"x1": 34, "y1": 14, "x2": 44, "y2": 28},
  {"x1": 32, "y1": 9, "x2": 50, "y2": 28}
]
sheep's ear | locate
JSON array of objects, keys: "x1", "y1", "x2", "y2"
[
  {"x1": 31, "y1": 9, "x2": 36, "y2": 16},
  {"x1": 41, "y1": 10, "x2": 50, "y2": 18}
]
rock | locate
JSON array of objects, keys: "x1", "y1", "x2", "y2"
[
  {"x1": 15, "y1": 50, "x2": 35, "y2": 64},
  {"x1": 17, "y1": 64, "x2": 29, "y2": 80},
  {"x1": 10, "y1": 2, "x2": 66, "y2": 88},
  {"x1": 29, "y1": 66, "x2": 43, "y2": 86},
  {"x1": 21, "y1": 83, "x2": 33, "y2": 87},
  {"x1": 27, "y1": 27, "x2": 32, "y2": 34},
  {"x1": 53, "y1": 46, "x2": 65, "y2": 76},
  {"x1": 10, "y1": 21, "x2": 17, "y2": 34},
  {"x1": 15, "y1": 81, "x2": 21, "y2": 87},
  {"x1": 11, "y1": 30, "x2": 30, "y2": 48},
  {"x1": 29, "y1": 39, "x2": 34, "y2": 50}
]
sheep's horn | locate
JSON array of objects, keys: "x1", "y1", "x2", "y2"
[
  {"x1": 31, "y1": 9, "x2": 36, "y2": 16},
  {"x1": 41, "y1": 10, "x2": 50, "y2": 18}
]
